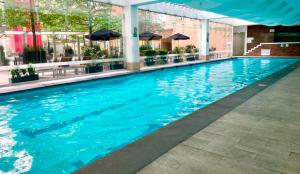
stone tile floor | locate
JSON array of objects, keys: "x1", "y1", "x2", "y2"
[{"x1": 138, "y1": 67, "x2": 300, "y2": 174}]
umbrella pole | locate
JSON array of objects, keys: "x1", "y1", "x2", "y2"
[{"x1": 109, "y1": 41, "x2": 111, "y2": 57}]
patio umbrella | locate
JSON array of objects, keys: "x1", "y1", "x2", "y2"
[
  {"x1": 86, "y1": 29, "x2": 121, "y2": 56},
  {"x1": 168, "y1": 33, "x2": 190, "y2": 40},
  {"x1": 139, "y1": 32, "x2": 162, "y2": 41},
  {"x1": 85, "y1": 29, "x2": 121, "y2": 41},
  {"x1": 168, "y1": 33, "x2": 190, "y2": 48},
  {"x1": 139, "y1": 32, "x2": 162, "y2": 49}
]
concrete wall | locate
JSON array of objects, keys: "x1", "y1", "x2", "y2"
[{"x1": 233, "y1": 26, "x2": 247, "y2": 54}]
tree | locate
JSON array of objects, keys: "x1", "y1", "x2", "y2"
[{"x1": 29, "y1": 0, "x2": 37, "y2": 50}]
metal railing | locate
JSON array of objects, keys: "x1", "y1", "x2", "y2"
[{"x1": 140, "y1": 53, "x2": 201, "y2": 66}]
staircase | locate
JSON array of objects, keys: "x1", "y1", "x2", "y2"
[
  {"x1": 244, "y1": 43, "x2": 263, "y2": 55},
  {"x1": 244, "y1": 42, "x2": 300, "y2": 56}
]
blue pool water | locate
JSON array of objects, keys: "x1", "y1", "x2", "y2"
[{"x1": 0, "y1": 58, "x2": 299, "y2": 173}]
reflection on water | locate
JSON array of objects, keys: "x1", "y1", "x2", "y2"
[
  {"x1": 0, "y1": 58, "x2": 299, "y2": 174},
  {"x1": 0, "y1": 106, "x2": 32, "y2": 173}
]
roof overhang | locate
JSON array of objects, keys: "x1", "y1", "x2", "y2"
[
  {"x1": 94, "y1": 0, "x2": 261, "y2": 26},
  {"x1": 164, "y1": 0, "x2": 300, "y2": 26}
]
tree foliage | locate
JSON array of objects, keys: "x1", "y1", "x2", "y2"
[{"x1": 1, "y1": 0, "x2": 122, "y2": 32}]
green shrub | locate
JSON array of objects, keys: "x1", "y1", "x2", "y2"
[
  {"x1": 21, "y1": 68, "x2": 27, "y2": 76},
  {"x1": 140, "y1": 45, "x2": 152, "y2": 56},
  {"x1": 27, "y1": 65, "x2": 36, "y2": 76},
  {"x1": 109, "y1": 47, "x2": 119, "y2": 58},
  {"x1": 157, "y1": 50, "x2": 168, "y2": 55},
  {"x1": 185, "y1": 45, "x2": 197, "y2": 53},
  {"x1": 82, "y1": 46, "x2": 103, "y2": 59},
  {"x1": 23, "y1": 46, "x2": 45, "y2": 52},
  {"x1": 11, "y1": 69, "x2": 21, "y2": 79},
  {"x1": 11, "y1": 65, "x2": 37, "y2": 79},
  {"x1": 172, "y1": 47, "x2": 184, "y2": 54},
  {"x1": 144, "y1": 50, "x2": 157, "y2": 57},
  {"x1": 64, "y1": 46, "x2": 74, "y2": 57}
]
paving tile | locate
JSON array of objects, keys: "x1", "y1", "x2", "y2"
[
  {"x1": 253, "y1": 154, "x2": 300, "y2": 174},
  {"x1": 138, "y1": 66, "x2": 300, "y2": 174},
  {"x1": 288, "y1": 152, "x2": 300, "y2": 162}
]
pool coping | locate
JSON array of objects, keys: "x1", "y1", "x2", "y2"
[
  {"x1": 75, "y1": 61, "x2": 300, "y2": 174},
  {"x1": 0, "y1": 57, "x2": 233, "y2": 96}
]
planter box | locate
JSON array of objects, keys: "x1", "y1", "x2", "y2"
[
  {"x1": 144, "y1": 57, "x2": 155, "y2": 66},
  {"x1": 173, "y1": 58, "x2": 182, "y2": 63},
  {"x1": 186, "y1": 56, "x2": 196, "y2": 61},
  {"x1": 85, "y1": 66, "x2": 103, "y2": 74},
  {"x1": 110, "y1": 63, "x2": 124, "y2": 70},
  {"x1": 11, "y1": 74, "x2": 39, "y2": 83},
  {"x1": 156, "y1": 56, "x2": 168, "y2": 65},
  {"x1": 23, "y1": 51, "x2": 47, "y2": 64}
]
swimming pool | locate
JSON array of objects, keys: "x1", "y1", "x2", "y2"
[{"x1": 0, "y1": 58, "x2": 299, "y2": 173}]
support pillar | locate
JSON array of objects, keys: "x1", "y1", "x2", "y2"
[
  {"x1": 123, "y1": 5, "x2": 140, "y2": 71},
  {"x1": 201, "y1": 19, "x2": 210, "y2": 60}
]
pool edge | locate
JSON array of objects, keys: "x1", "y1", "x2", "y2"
[
  {"x1": 74, "y1": 61, "x2": 300, "y2": 174},
  {"x1": 0, "y1": 57, "x2": 234, "y2": 96}
]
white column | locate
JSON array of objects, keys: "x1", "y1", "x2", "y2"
[
  {"x1": 123, "y1": 5, "x2": 140, "y2": 71},
  {"x1": 201, "y1": 19, "x2": 210, "y2": 60}
]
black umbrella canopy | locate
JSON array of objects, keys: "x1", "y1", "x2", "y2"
[
  {"x1": 168, "y1": 33, "x2": 190, "y2": 40},
  {"x1": 86, "y1": 29, "x2": 121, "y2": 41},
  {"x1": 139, "y1": 32, "x2": 162, "y2": 41}
]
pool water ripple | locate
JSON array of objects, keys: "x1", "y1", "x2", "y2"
[{"x1": 0, "y1": 58, "x2": 299, "y2": 173}]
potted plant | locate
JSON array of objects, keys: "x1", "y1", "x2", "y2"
[
  {"x1": 172, "y1": 47, "x2": 184, "y2": 63},
  {"x1": 185, "y1": 45, "x2": 193, "y2": 53},
  {"x1": 82, "y1": 46, "x2": 103, "y2": 60},
  {"x1": 139, "y1": 45, "x2": 152, "y2": 56},
  {"x1": 144, "y1": 49, "x2": 156, "y2": 66},
  {"x1": 64, "y1": 46, "x2": 74, "y2": 57},
  {"x1": 23, "y1": 46, "x2": 47, "y2": 64},
  {"x1": 110, "y1": 61, "x2": 124, "y2": 70},
  {"x1": 85, "y1": 61, "x2": 103, "y2": 74},
  {"x1": 10, "y1": 65, "x2": 39, "y2": 83},
  {"x1": 109, "y1": 47, "x2": 120, "y2": 58},
  {"x1": 185, "y1": 45, "x2": 197, "y2": 61},
  {"x1": 156, "y1": 50, "x2": 168, "y2": 65}
]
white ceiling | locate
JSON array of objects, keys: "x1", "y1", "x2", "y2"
[
  {"x1": 138, "y1": 2, "x2": 256, "y2": 26},
  {"x1": 95, "y1": 0, "x2": 300, "y2": 26},
  {"x1": 96, "y1": 0, "x2": 257, "y2": 26},
  {"x1": 158, "y1": 0, "x2": 300, "y2": 26}
]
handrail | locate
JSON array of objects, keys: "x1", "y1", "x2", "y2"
[
  {"x1": 0, "y1": 58, "x2": 125, "y2": 71},
  {"x1": 140, "y1": 53, "x2": 200, "y2": 59},
  {"x1": 210, "y1": 50, "x2": 232, "y2": 54},
  {"x1": 245, "y1": 42, "x2": 300, "y2": 55},
  {"x1": 259, "y1": 42, "x2": 300, "y2": 45}
]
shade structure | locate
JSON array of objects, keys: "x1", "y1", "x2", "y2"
[
  {"x1": 139, "y1": 32, "x2": 162, "y2": 41},
  {"x1": 168, "y1": 33, "x2": 190, "y2": 40},
  {"x1": 86, "y1": 29, "x2": 121, "y2": 41}
]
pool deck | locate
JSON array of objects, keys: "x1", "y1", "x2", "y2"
[
  {"x1": 76, "y1": 61, "x2": 300, "y2": 174},
  {"x1": 0, "y1": 58, "x2": 230, "y2": 95},
  {"x1": 138, "y1": 64, "x2": 300, "y2": 174}
]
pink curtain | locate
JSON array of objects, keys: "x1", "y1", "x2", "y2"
[
  {"x1": 26, "y1": 23, "x2": 42, "y2": 49},
  {"x1": 10, "y1": 0, "x2": 42, "y2": 53}
]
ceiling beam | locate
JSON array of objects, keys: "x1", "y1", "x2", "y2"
[{"x1": 130, "y1": 0, "x2": 165, "y2": 6}]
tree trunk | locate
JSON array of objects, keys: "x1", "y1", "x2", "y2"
[
  {"x1": 29, "y1": 0, "x2": 37, "y2": 51},
  {"x1": 88, "y1": 21, "x2": 93, "y2": 47},
  {"x1": 88, "y1": 1, "x2": 93, "y2": 47}
]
